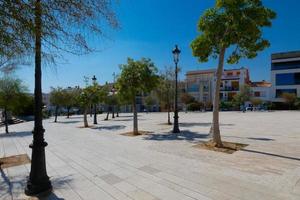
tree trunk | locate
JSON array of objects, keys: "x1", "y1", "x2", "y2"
[
  {"x1": 93, "y1": 104, "x2": 97, "y2": 124},
  {"x1": 105, "y1": 106, "x2": 109, "y2": 120},
  {"x1": 84, "y1": 107, "x2": 88, "y2": 127},
  {"x1": 116, "y1": 106, "x2": 119, "y2": 117},
  {"x1": 54, "y1": 106, "x2": 58, "y2": 122},
  {"x1": 112, "y1": 105, "x2": 115, "y2": 118},
  {"x1": 211, "y1": 47, "x2": 226, "y2": 148},
  {"x1": 4, "y1": 107, "x2": 8, "y2": 134},
  {"x1": 25, "y1": 0, "x2": 52, "y2": 195},
  {"x1": 167, "y1": 105, "x2": 171, "y2": 125},
  {"x1": 133, "y1": 97, "x2": 138, "y2": 135},
  {"x1": 89, "y1": 104, "x2": 92, "y2": 117},
  {"x1": 67, "y1": 107, "x2": 70, "y2": 118}
]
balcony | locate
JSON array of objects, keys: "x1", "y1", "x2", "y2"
[{"x1": 220, "y1": 86, "x2": 239, "y2": 91}]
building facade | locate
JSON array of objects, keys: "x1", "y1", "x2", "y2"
[
  {"x1": 271, "y1": 51, "x2": 300, "y2": 102},
  {"x1": 250, "y1": 80, "x2": 272, "y2": 102},
  {"x1": 186, "y1": 67, "x2": 250, "y2": 103}
]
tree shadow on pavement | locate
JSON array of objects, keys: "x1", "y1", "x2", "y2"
[
  {"x1": 91, "y1": 125, "x2": 126, "y2": 131},
  {"x1": 0, "y1": 131, "x2": 32, "y2": 138},
  {"x1": 241, "y1": 149, "x2": 300, "y2": 162},
  {"x1": 224, "y1": 136, "x2": 275, "y2": 142},
  {"x1": 55, "y1": 121, "x2": 81, "y2": 124},
  {"x1": 247, "y1": 137, "x2": 275, "y2": 141},
  {"x1": 179, "y1": 122, "x2": 234, "y2": 127},
  {"x1": 144, "y1": 130, "x2": 209, "y2": 142}
]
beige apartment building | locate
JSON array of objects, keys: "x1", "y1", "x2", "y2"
[{"x1": 186, "y1": 67, "x2": 250, "y2": 103}]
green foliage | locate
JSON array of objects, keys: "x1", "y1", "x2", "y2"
[
  {"x1": 250, "y1": 98, "x2": 263, "y2": 106},
  {"x1": 281, "y1": 93, "x2": 297, "y2": 109},
  {"x1": 12, "y1": 93, "x2": 34, "y2": 116},
  {"x1": 232, "y1": 84, "x2": 251, "y2": 106},
  {"x1": 187, "y1": 102, "x2": 204, "y2": 111},
  {"x1": 180, "y1": 93, "x2": 195, "y2": 105},
  {"x1": 220, "y1": 101, "x2": 235, "y2": 111},
  {"x1": 61, "y1": 87, "x2": 81, "y2": 109},
  {"x1": 49, "y1": 87, "x2": 65, "y2": 107},
  {"x1": 117, "y1": 58, "x2": 159, "y2": 103},
  {"x1": 155, "y1": 66, "x2": 174, "y2": 110},
  {"x1": 0, "y1": 76, "x2": 28, "y2": 112},
  {"x1": 144, "y1": 95, "x2": 156, "y2": 107},
  {"x1": 191, "y1": 0, "x2": 276, "y2": 64}
]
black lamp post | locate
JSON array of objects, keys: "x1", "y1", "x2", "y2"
[
  {"x1": 172, "y1": 45, "x2": 181, "y2": 133},
  {"x1": 92, "y1": 75, "x2": 98, "y2": 124},
  {"x1": 25, "y1": 0, "x2": 52, "y2": 196}
]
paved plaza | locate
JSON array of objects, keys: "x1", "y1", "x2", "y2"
[{"x1": 1, "y1": 111, "x2": 300, "y2": 200}]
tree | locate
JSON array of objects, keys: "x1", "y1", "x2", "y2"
[
  {"x1": 92, "y1": 83, "x2": 107, "y2": 124},
  {"x1": 281, "y1": 93, "x2": 297, "y2": 110},
  {"x1": 0, "y1": 76, "x2": 27, "y2": 133},
  {"x1": 49, "y1": 87, "x2": 64, "y2": 122},
  {"x1": 233, "y1": 84, "x2": 251, "y2": 108},
  {"x1": 156, "y1": 67, "x2": 175, "y2": 124},
  {"x1": 191, "y1": 0, "x2": 275, "y2": 147},
  {"x1": 61, "y1": 87, "x2": 81, "y2": 118},
  {"x1": 117, "y1": 58, "x2": 158, "y2": 135},
  {"x1": 1, "y1": 1, "x2": 118, "y2": 195},
  {"x1": 77, "y1": 86, "x2": 94, "y2": 127},
  {"x1": 12, "y1": 93, "x2": 34, "y2": 117}
]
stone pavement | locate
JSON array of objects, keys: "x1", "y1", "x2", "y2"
[{"x1": 1, "y1": 111, "x2": 300, "y2": 200}]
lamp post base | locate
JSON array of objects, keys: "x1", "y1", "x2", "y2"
[
  {"x1": 172, "y1": 127, "x2": 180, "y2": 133},
  {"x1": 25, "y1": 178, "x2": 52, "y2": 196},
  {"x1": 172, "y1": 115, "x2": 180, "y2": 133}
]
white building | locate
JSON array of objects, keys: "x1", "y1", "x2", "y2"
[
  {"x1": 250, "y1": 81, "x2": 271, "y2": 102},
  {"x1": 270, "y1": 51, "x2": 300, "y2": 102}
]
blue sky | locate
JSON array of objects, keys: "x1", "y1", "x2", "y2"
[{"x1": 15, "y1": 0, "x2": 300, "y2": 92}]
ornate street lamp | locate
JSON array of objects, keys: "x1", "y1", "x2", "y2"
[
  {"x1": 92, "y1": 75, "x2": 98, "y2": 124},
  {"x1": 172, "y1": 45, "x2": 181, "y2": 133}
]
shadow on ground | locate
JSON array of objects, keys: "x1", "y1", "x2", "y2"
[
  {"x1": 0, "y1": 168, "x2": 72, "y2": 200},
  {"x1": 55, "y1": 121, "x2": 81, "y2": 124},
  {"x1": 247, "y1": 137, "x2": 275, "y2": 141},
  {"x1": 241, "y1": 149, "x2": 300, "y2": 162},
  {"x1": 179, "y1": 122, "x2": 234, "y2": 127},
  {"x1": 113, "y1": 118, "x2": 145, "y2": 122},
  {"x1": 224, "y1": 135, "x2": 275, "y2": 142},
  {"x1": 144, "y1": 130, "x2": 209, "y2": 142},
  {"x1": 91, "y1": 125, "x2": 126, "y2": 131},
  {"x1": 0, "y1": 131, "x2": 32, "y2": 138},
  {"x1": 117, "y1": 114, "x2": 142, "y2": 118}
]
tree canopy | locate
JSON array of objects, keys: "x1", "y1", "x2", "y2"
[
  {"x1": 191, "y1": 0, "x2": 276, "y2": 64},
  {"x1": 117, "y1": 58, "x2": 158, "y2": 102}
]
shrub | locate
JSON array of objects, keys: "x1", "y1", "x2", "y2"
[{"x1": 187, "y1": 102, "x2": 204, "y2": 111}]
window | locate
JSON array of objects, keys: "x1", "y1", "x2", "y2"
[
  {"x1": 254, "y1": 91, "x2": 260, "y2": 97},
  {"x1": 276, "y1": 73, "x2": 300, "y2": 85},
  {"x1": 237, "y1": 72, "x2": 240, "y2": 75},
  {"x1": 276, "y1": 89, "x2": 297, "y2": 98},
  {"x1": 272, "y1": 60, "x2": 300, "y2": 71},
  {"x1": 227, "y1": 72, "x2": 233, "y2": 76},
  {"x1": 187, "y1": 84, "x2": 199, "y2": 92}
]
